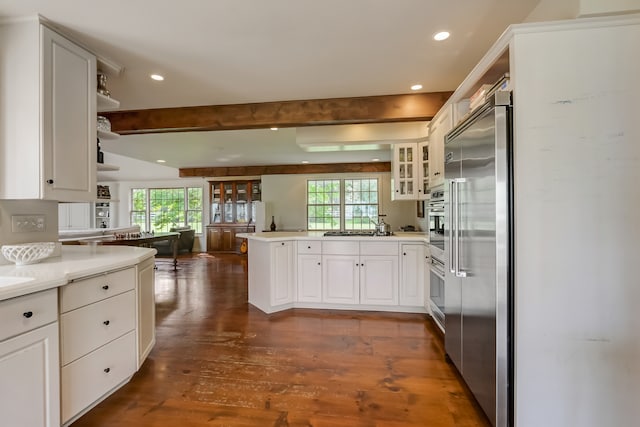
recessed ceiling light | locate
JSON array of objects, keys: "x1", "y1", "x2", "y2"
[
  {"x1": 156, "y1": 159, "x2": 166, "y2": 163},
  {"x1": 301, "y1": 160, "x2": 309, "y2": 164},
  {"x1": 270, "y1": 127, "x2": 278, "y2": 131},
  {"x1": 150, "y1": 74, "x2": 164, "y2": 81},
  {"x1": 372, "y1": 158, "x2": 380, "y2": 162},
  {"x1": 411, "y1": 84, "x2": 423, "y2": 91},
  {"x1": 433, "y1": 31, "x2": 450, "y2": 41}
]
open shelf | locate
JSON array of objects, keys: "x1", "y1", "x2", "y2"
[
  {"x1": 97, "y1": 163, "x2": 120, "y2": 171},
  {"x1": 97, "y1": 92, "x2": 120, "y2": 112}
]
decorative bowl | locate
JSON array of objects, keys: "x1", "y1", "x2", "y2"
[{"x1": 1, "y1": 242, "x2": 55, "y2": 266}]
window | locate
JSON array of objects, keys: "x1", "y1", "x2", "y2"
[
  {"x1": 130, "y1": 187, "x2": 203, "y2": 233},
  {"x1": 307, "y1": 178, "x2": 379, "y2": 230}
]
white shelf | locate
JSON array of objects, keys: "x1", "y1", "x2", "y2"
[
  {"x1": 97, "y1": 129, "x2": 119, "y2": 140},
  {"x1": 97, "y1": 92, "x2": 120, "y2": 112},
  {"x1": 97, "y1": 163, "x2": 119, "y2": 171}
]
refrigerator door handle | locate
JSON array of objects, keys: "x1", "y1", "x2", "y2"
[
  {"x1": 449, "y1": 180, "x2": 456, "y2": 273},
  {"x1": 455, "y1": 178, "x2": 467, "y2": 278}
]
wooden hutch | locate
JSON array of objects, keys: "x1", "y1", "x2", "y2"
[{"x1": 206, "y1": 180, "x2": 261, "y2": 253}]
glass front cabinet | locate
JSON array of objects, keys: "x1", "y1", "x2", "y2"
[{"x1": 208, "y1": 180, "x2": 261, "y2": 252}]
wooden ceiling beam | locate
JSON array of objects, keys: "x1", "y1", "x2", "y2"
[
  {"x1": 104, "y1": 92, "x2": 452, "y2": 135},
  {"x1": 179, "y1": 162, "x2": 391, "y2": 178}
]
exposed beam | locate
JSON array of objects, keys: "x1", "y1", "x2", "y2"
[
  {"x1": 104, "y1": 92, "x2": 452, "y2": 135},
  {"x1": 180, "y1": 162, "x2": 391, "y2": 178}
]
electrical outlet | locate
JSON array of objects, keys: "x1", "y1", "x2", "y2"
[{"x1": 11, "y1": 215, "x2": 46, "y2": 232}]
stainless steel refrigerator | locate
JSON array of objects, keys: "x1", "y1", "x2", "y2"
[{"x1": 444, "y1": 91, "x2": 512, "y2": 427}]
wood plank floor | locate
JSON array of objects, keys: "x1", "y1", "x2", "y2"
[{"x1": 72, "y1": 253, "x2": 490, "y2": 427}]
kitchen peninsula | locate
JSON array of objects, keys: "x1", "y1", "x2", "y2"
[
  {"x1": 239, "y1": 231, "x2": 429, "y2": 315},
  {"x1": 0, "y1": 245, "x2": 156, "y2": 427}
]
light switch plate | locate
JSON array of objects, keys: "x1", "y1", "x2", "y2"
[{"x1": 11, "y1": 215, "x2": 46, "y2": 232}]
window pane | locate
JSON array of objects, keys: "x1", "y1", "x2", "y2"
[
  {"x1": 149, "y1": 188, "x2": 186, "y2": 232},
  {"x1": 345, "y1": 179, "x2": 379, "y2": 230},
  {"x1": 307, "y1": 179, "x2": 341, "y2": 230}
]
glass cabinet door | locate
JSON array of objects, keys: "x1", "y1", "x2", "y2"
[
  {"x1": 211, "y1": 183, "x2": 222, "y2": 223},
  {"x1": 223, "y1": 184, "x2": 234, "y2": 223},
  {"x1": 236, "y1": 183, "x2": 248, "y2": 223}
]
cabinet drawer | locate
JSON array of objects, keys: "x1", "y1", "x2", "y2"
[
  {"x1": 360, "y1": 241, "x2": 399, "y2": 256},
  {"x1": 60, "y1": 290, "x2": 135, "y2": 365},
  {"x1": 61, "y1": 330, "x2": 136, "y2": 424},
  {"x1": 322, "y1": 241, "x2": 359, "y2": 255},
  {"x1": 60, "y1": 267, "x2": 135, "y2": 313},
  {"x1": 297, "y1": 240, "x2": 321, "y2": 254},
  {"x1": 0, "y1": 289, "x2": 57, "y2": 342}
]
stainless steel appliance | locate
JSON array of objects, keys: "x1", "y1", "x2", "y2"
[
  {"x1": 444, "y1": 91, "x2": 513, "y2": 427},
  {"x1": 428, "y1": 255, "x2": 445, "y2": 331},
  {"x1": 427, "y1": 186, "x2": 445, "y2": 259}
]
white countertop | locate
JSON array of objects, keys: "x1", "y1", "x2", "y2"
[
  {"x1": 0, "y1": 246, "x2": 156, "y2": 301},
  {"x1": 237, "y1": 231, "x2": 429, "y2": 242}
]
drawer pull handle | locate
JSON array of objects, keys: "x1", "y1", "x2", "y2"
[
  {"x1": 103, "y1": 320, "x2": 110, "y2": 326},
  {"x1": 104, "y1": 368, "x2": 111, "y2": 373},
  {"x1": 23, "y1": 311, "x2": 33, "y2": 318},
  {"x1": 102, "y1": 285, "x2": 109, "y2": 290}
]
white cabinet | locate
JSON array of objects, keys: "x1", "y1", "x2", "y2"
[
  {"x1": 0, "y1": 289, "x2": 59, "y2": 427},
  {"x1": 59, "y1": 267, "x2": 137, "y2": 425},
  {"x1": 322, "y1": 241, "x2": 399, "y2": 306},
  {"x1": 423, "y1": 243, "x2": 431, "y2": 310},
  {"x1": 418, "y1": 140, "x2": 430, "y2": 199},
  {"x1": 271, "y1": 241, "x2": 295, "y2": 306},
  {"x1": 391, "y1": 143, "x2": 418, "y2": 200},
  {"x1": 322, "y1": 254, "x2": 360, "y2": 304},
  {"x1": 297, "y1": 241, "x2": 322, "y2": 303},
  {"x1": 428, "y1": 105, "x2": 452, "y2": 189},
  {"x1": 59, "y1": 202, "x2": 91, "y2": 230},
  {"x1": 399, "y1": 244, "x2": 424, "y2": 307},
  {"x1": 0, "y1": 19, "x2": 96, "y2": 201},
  {"x1": 136, "y1": 256, "x2": 156, "y2": 369}
]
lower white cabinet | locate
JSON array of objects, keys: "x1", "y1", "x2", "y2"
[
  {"x1": 58, "y1": 202, "x2": 91, "y2": 230},
  {"x1": 271, "y1": 241, "x2": 294, "y2": 306},
  {"x1": 322, "y1": 254, "x2": 360, "y2": 304},
  {"x1": 137, "y1": 256, "x2": 156, "y2": 368},
  {"x1": 399, "y1": 244, "x2": 424, "y2": 306},
  {"x1": 297, "y1": 254, "x2": 322, "y2": 302},
  {"x1": 59, "y1": 266, "x2": 140, "y2": 425},
  {"x1": 0, "y1": 289, "x2": 59, "y2": 427},
  {"x1": 248, "y1": 240, "x2": 295, "y2": 313},
  {"x1": 360, "y1": 255, "x2": 399, "y2": 305}
]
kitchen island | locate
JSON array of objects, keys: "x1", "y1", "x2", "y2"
[
  {"x1": 0, "y1": 245, "x2": 156, "y2": 427},
  {"x1": 238, "y1": 231, "x2": 430, "y2": 315}
]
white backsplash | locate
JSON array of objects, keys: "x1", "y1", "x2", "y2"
[{"x1": 0, "y1": 200, "x2": 59, "y2": 265}]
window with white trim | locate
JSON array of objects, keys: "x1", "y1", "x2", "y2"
[
  {"x1": 307, "y1": 178, "x2": 379, "y2": 230},
  {"x1": 130, "y1": 187, "x2": 203, "y2": 233}
]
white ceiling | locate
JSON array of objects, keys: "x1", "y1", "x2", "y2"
[{"x1": 0, "y1": 0, "x2": 562, "y2": 174}]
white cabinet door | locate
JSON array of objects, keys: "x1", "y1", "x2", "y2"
[
  {"x1": 42, "y1": 25, "x2": 96, "y2": 201},
  {"x1": 0, "y1": 20, "x2": 96, "y2": 201},
  {"x1": 360, "y1": 255, "x2": 398, "y2": 305},
  {"x1": 399, "y1": 244, "x2": 424, "y2": 306},
  {"x1": 137, "y1": 257, "x2": 156, "y2": 369},
  {"x1": 59, "y1": 203, "x2": 91, "y2": 229},
  {"x1": 423, "y1": 243, "x2": 431, "y2": 310},
  {"x1": 0, "y1": 322, "x2": 59, "y2": 427},
  {"x1": 322, "y1": 254, "x2": 359, "y2": 304},
  {"x1": 271, "y1": 241, "x2": 294, "y2": 306},
  {"x1": 428, "y1": 105, "x2": 452, "y2": 189},
  {"x1": 297, "y1": 254, "x2": 322, "y2": 302},
  {"x1": 391, "y1": 142, "x2": 419, "y2": 200}
]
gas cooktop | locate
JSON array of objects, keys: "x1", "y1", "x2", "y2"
[{"x1": 323, "y1": 230, "x2": 376, "y2": 237}]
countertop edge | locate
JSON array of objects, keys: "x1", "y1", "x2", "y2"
[
  {"x1": 0, "y1": 246, "x2": 156, "y2": 302},
  {"x1": 237, "y1": 231, "x2": 429, "y2": 243}
]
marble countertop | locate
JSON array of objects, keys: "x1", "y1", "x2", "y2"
[
  {"x1": 0, "y1": 246, "x2": 156, "y2": 301},
  {"x1": 237, "y1": 231, "x2": 429, "y2": 242}
]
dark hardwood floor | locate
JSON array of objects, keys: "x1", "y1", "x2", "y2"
[{"x1": 72, "y1": 253, "x2": 490, "y2": 427}]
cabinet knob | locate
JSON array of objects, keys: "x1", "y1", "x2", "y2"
[
  {"x1": 46, "y1": 179, "x2": 54, "y2": 184},
  {"x1": 356, "y1": 263, "x2": 359, "y2": 266},
  {"x1": 403, "y1": 253, "x2": 407, "y2": 256},
  {"x1": 307, "y1": 246, "x2": 311, "y2": 249},
  {"x1": 103, "y1": 320, "x2": 110, "y2": 326},
  {"x1": 102, "y1": 285, "x2": 109, "y2": 290},
  {"x1": 281, "y1": 242, "x2": 285, "y2": 246},
  {"x1": 104, "y1": 368, "x2": 111, "y2": 373},
  {"x1": 23, "y1": 311, "x2": 33, "y2": 318}
]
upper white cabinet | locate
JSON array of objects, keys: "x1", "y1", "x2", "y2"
[
  {"x1": 391, "y1": 143, "x2": 419, "y2": 200},
  {"x1": 0, "y1": 19, "x2": 96, "y2": 201},
  {"x1": 428, "y1": 105, "x2": 452, "y2": 189}
]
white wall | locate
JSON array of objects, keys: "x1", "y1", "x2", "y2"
[
  {"x1": 579, "y1": 0, "x2": 640, "y2": 16},
  {"x1": 261, "y1": 172, "x2": 420, "y2": 232},
  {"x1": 524, "y1": 0, "x2": 580, "y2": 22}
]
